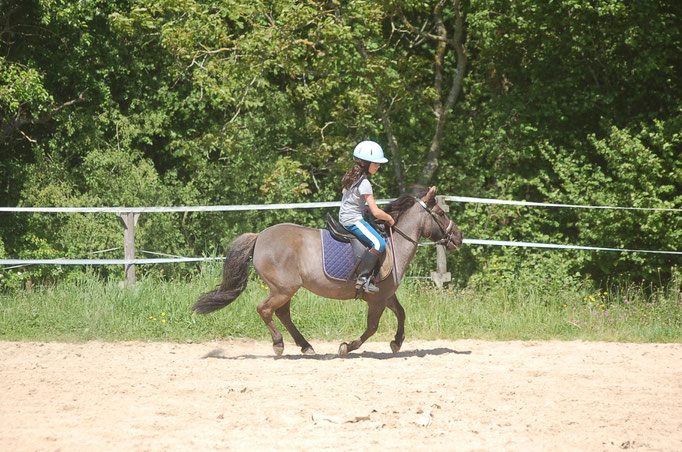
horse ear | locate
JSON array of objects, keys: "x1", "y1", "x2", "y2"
[{"x1": 422, "y1": 186, "x2": 437, "y2": 203}]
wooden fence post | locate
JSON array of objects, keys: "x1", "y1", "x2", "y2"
[
  {"x1": 430, "y1": 195, "x2": 451, "y2": 288},
  {"x1": 116, "y1": 212, "x2": 140, "y2": 286}
]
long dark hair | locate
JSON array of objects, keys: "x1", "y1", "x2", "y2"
[{"x1": 341, "y1": 159, "x2": 370, "y2": 191}]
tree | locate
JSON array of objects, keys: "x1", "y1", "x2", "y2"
[
  {"x1": 395, "y1": 0, "x2": 467, "y2": 186},
  {"x1": 1, "y1": 0, "x2": 679, "y2": 285}
]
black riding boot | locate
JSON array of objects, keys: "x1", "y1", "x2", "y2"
[{"x1": 355, "y1": 248, "x2": 382, "y2": 294}]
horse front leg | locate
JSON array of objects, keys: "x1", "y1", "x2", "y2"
[
  {"x1": 339, "y1": 301, "x2": 385, "y2": 355},
  {"x1": 385, "y1": 294, "x2": 406, "y2": 353}
]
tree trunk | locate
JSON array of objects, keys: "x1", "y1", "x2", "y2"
[
  {"x1": 378, "y1": 95, "x2": 405, "y2": 193},
  {"x1": 341, "y1": 6, "x2": 406, "y2": 193},
  {"x1": 417, "y1": 0, "x2": 467, "y2": 186}
]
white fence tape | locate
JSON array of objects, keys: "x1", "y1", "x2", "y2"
[
  {"x1": 2, "y1": 237, "x2": 681, "y2": 267},
  {"x1": 0, "y1": 201, "x2": 345, "y2": 213},
  {"x1": 1, "y1": 196, "x2": 681, "y2": 269},
  {"x1": 1, "y1": 197, "x2": 681, "y2": 213},
  {"x1": 444, "y1": 196, "x2": 682, "y2": 211},
  {"x1": 462, "y1": 239, "x2": 682, "y2": 255},
  {"x1": 0, "y1": 258, "x2": 222, "y2": 266}
]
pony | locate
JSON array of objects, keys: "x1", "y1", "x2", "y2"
[{"x1": 192, "y1": 186, "x2": 462, "y2": 355}]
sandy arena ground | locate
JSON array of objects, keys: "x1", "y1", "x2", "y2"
[{"x1": 1, "y1": 339, "x2": 680, "y2": 451}]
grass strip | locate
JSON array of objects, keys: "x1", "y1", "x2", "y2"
[{"x1": 1, "y1": 266, "x2": 680, "y2": 343}]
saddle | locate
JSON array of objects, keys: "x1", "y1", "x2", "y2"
[{"x1": 322, "y1": 213, "x2": 392, "y2": 282}]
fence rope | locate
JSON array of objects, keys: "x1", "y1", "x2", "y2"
[
  {"x1": 1, "y1": 197, "x2": 681, "y2": 213},
  {"x1": 444, "y1": 196, "x2": 682, "y2": 212},
  {"x1": 3, "y1": 237, "x2": 682, "y2": 268},
  {"x1": 461, "y1": 239, "x2": 682, "y2": 255},
  {"x1": 1, "y1": 196, "x2": 680, "y2": 268},
  {"x1": 0, "y1": 258, "x2": 222, "y2": 266}
]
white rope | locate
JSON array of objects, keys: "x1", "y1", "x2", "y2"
[
  {"x1": 0, "y1": 257, "x2": 223, "y2": 266},
  {"x1": 416, "y1": 239, "x2": 682, "y2": 255},
  {"x1": 89, "y1": 247, "x2": 122, "y2": 254},
  {"x1": 1, "y1": 196, "x2": 680, "y2": 268},
  {"x1": 1, "y1": 197, "x2": 678, "y2": 213},
  {"x1": 444, "y1": 196, "x2": 682, "y2": 212},
  {"x1": 3, "y1": 237, "x2": 681, "y2": 268},
  {"x1": 0, "y1": 201, "x2": 346, "y2": 213},
  {"x1": 460, "y1": 239, "x2": 682, "y2": 255},
  {"x1": 138, "y1": 250, "x2": 191, "y2": 259}
]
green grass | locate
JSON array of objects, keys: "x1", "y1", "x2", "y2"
[{"x1": 0, "y1": 264, "x2": 680, "y2": 343}]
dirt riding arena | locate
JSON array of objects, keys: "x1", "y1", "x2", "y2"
[{"x1": 1, "y1": 339, "x2": 680, "y2": 451}]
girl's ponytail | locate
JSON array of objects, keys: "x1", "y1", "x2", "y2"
[{"x1": 341, "y1": 159, "x2": 370, "y2": 190}]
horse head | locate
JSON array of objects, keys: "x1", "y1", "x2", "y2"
[{"x1": 417, "y1": 186, "x2": 463, "y2": 251}]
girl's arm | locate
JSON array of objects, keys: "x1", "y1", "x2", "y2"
[{"x1": 364, "y1": 194, "x2": 395, "y2": 226}]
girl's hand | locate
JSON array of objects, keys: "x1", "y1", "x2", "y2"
[{"x1": 364, "y1": 194, "x2": 394, "y2": 226}]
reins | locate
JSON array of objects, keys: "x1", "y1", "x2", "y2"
[
  {"x1": 388, "y1": 224, "x2": 400, "y2": 286},
  {"x1": 391, "y1": 224, "x2": 419, "y2": 245}
]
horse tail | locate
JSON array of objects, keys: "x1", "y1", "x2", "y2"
[{"x1": 192, "y1": 233, "x2": 259, "y2": 314}]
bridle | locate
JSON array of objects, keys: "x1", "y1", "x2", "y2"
[{"x1": 391, "y1": 197, "x2": 456, "y2": 248}]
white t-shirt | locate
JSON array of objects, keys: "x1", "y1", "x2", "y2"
[{"x1": 338, "y1": 177, "x2": 373, "y2": 226}]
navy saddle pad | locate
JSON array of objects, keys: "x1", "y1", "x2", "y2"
[
  {"x1": 320, "y1": 229, "x2": 392, "y2": 282},
  {"x1": 321, "y1": 229, "x2": 356, "y2": 281}
]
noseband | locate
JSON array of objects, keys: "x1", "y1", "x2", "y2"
[{"x1": 392, "y1": 197, "x2": 456, "y2": 247}]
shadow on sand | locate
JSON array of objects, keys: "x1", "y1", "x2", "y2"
[{"x1": 202, "y1": 346, "x2": 471, "y2": 361}]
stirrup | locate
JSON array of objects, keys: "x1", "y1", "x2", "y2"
[{"x1": 355, "y1": 277, "x2": 379, "y2": 293}]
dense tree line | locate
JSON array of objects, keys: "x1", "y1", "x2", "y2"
[{"x1": 1, "y1": 0, "x2": 680, "y2": 286}]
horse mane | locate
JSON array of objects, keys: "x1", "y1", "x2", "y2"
[{"x1": 384, "y1": 186, "x2": 432, "y2": 223}]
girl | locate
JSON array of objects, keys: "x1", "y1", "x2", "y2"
[{"x1": 339, "y1": 141, "x2": 395, "y2": 294}]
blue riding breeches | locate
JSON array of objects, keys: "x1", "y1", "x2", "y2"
[{"x1": 343, "y1": 219, "x2": 386, "y2": 253}]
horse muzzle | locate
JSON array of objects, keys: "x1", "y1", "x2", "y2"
[
  {"x1": 447, "y1": 227, "x2": 463, "y2": 250},
  {"x1": 435, "y1": 220, "x2": 463, "y2": 250}
]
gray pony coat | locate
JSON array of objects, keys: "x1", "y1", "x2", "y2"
[{"x1": 192, "y1": 186, "x2": 462, "y2": 356}]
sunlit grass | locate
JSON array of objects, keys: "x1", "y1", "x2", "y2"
[{"x1": 0, "y1": 264, "x2": 680, "y2": 344}]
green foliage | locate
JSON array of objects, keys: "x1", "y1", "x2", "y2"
[
  {"x1": 0, "y1": 0, "x2": 680, "y2": 287},
  {"x1": 0, "y1": 57, "x2": 52, "y2": 118}
]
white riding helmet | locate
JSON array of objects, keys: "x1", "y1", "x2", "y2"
[{"x1": 353, "y1": 140, "x2": 388, "y2": 164}]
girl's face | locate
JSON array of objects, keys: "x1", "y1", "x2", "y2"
[{"x1": 368, "y1": 162, "x2": 382, "y2": 174}]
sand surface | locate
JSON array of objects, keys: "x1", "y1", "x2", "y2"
[{"x1": 1, "y1": 339, "x2": 681, "y2": 451}]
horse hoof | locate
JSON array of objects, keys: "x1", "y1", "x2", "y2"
[
  {"x1": 273, "y1": 343, "x2": 284, "y2": 356},
  {"x1": 302, "y1": 346, "x2": 315, "y2": 355},
  {"x1": 338, "y1": 342, "x2": 349, "y2": 355},
  {"x1": 390, "y1": 341, "x2": 401, "y2": 354}
]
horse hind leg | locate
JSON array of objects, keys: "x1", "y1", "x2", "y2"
[
  {"x1": 339, "y1": 301, "x2": 386, "y2": 355},
  {"x1": 257, "y1": 291, "x2": 294, "y2": 356},
  {"x1": 275, "y1": 301, "x2": 315, "y2": 355}
]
